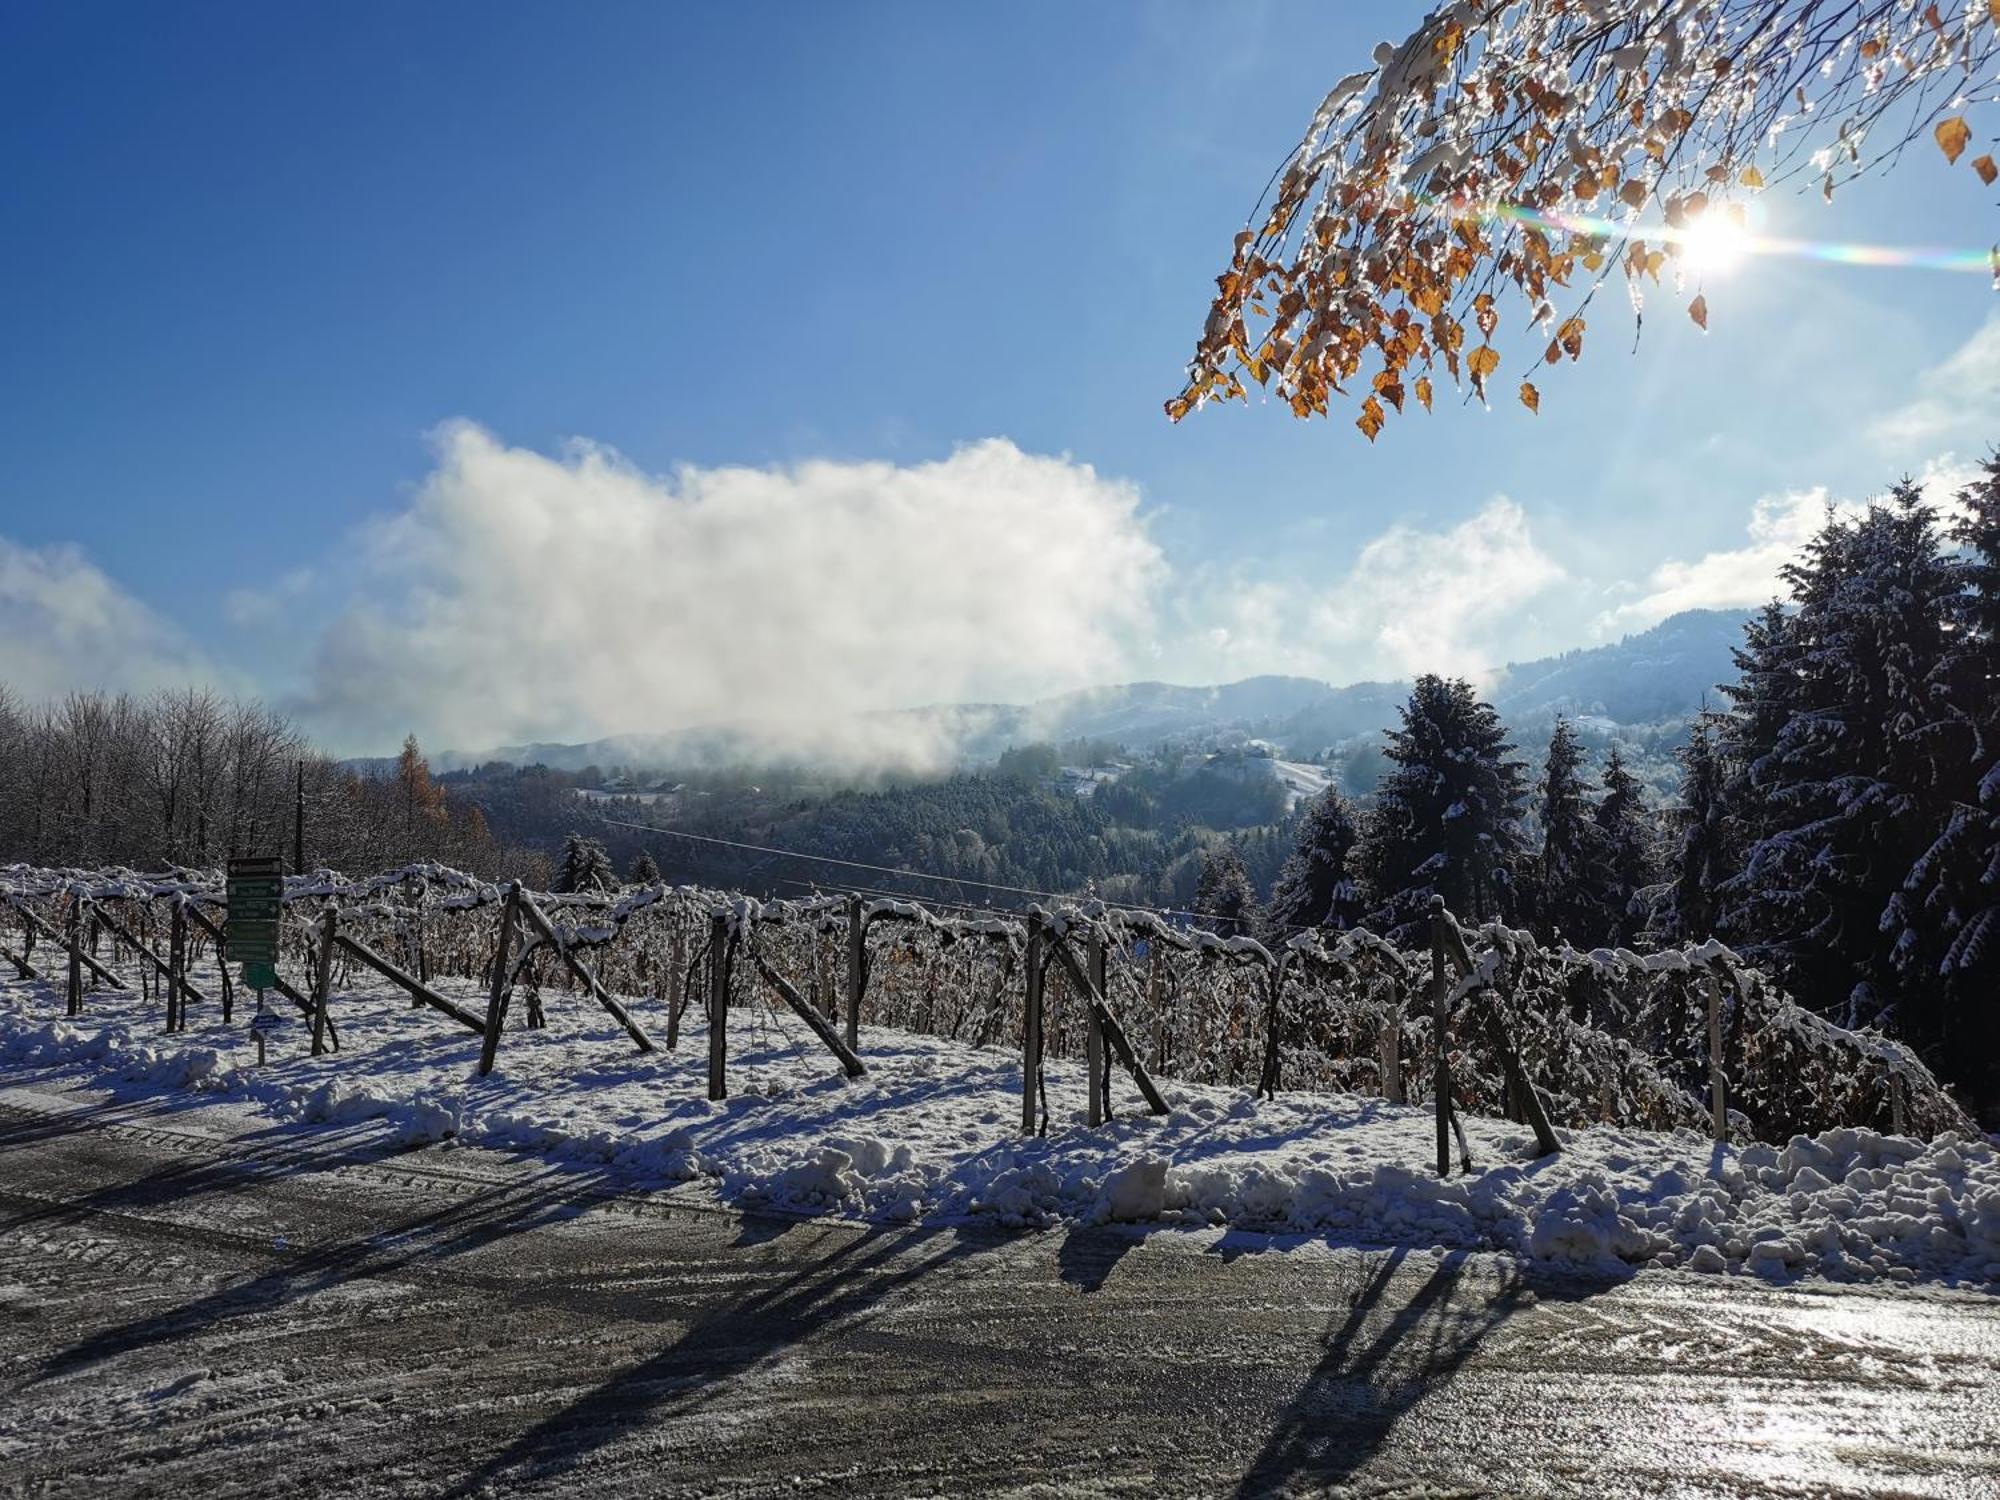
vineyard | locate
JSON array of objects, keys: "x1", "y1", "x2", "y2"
[{"x1": 0, "y1": 859, "x2": 1971, "y2": 1152}]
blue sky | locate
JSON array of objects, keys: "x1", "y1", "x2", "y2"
[{"x1": 4, "y1": 2, "x2": 1998, "y2": 756}]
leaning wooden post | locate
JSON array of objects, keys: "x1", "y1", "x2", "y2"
[
  {"x1": 1022, "y1": 909, "x2": 1045, "y2": 1134},
  {"x1": 66, "y1": 896, "x2": 84, "y2": 1018},
  {"x1": 707, "y1": 912, "x2": 729, "y2": 1102},
  {"x1": 1085, "y1": 927, "x2": 1107, "y2": 1127},
  {"x1": 476, "y1": 883, "x2": 520, "y2": 1075},
  {"x1": 1890, "y1": 1068, "x2": 1907, "y2": 1136},
  {"x1": 843, "y1": 894, "x2": 864, "y2": 1050},
  {"x1": 1430, "y1": 900, "x2": 1451, "y2": 1178},
  {"x1": 311, "y1": 907, "x2": 338, "y2": 1056}
]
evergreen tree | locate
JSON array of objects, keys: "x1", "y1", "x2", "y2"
[
  {"x1": 1193, "y1": 843, "x2": 1258, "y2": 939},
  {"x1": 1530, "y1": 718, "x2": 1614, "y2": 947},
  {"x1": 1353, "y1": 675, "x2": 1529, "y2": 945},
  {"x1": 1267, "y1": 786, "x2": 1362, "y2": 933},
  {"x1": 1594, "y1": 742, "x2": 1658, "y2": 947},
  {"x1": 1654, "y1": 715, "x2": 1730, "y2": 943},
  {"x1": 627, "y1": 848, "x2": 662, "y2": 885},
  {"x1": 553, "y1": 832, "x2": 615, "y2": 893},
  {"x1": 1888, "y1": 459, "x2": 2000, "y2": 1089},
  {"x1": 1720, "y1": 488, "x2": 1959, "y2": 1026}
]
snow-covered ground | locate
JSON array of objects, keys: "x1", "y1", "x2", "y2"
[{"x1": 2, "y1": 971, "x2": 1996, "y2": 1291}]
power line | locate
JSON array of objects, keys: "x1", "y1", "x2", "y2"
[
  {"x1": 588, "y1": 815, "x2": 1092, "y2": 906},
  {"x1": 591, "y1": 810, "x2": 1323, "y2": 937}
]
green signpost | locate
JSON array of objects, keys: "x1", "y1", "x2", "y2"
[{"x1": 226, "y1": 854, "x2": 283, "y2": 991}]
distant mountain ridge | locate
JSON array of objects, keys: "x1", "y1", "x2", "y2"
[{"x1": 402, "y1": 608, "x2": 1749, "y2": 774}]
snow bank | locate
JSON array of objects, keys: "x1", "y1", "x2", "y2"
[{"x1": 4, "y1": 978, "x2": 1996, "y2": 1290}]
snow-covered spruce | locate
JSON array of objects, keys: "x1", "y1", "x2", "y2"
[{"x1": 3, "y1": 977, "x2": 1995, "y2": 1289}]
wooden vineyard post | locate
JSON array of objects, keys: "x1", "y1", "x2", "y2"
[
  {"x1": 512, "y1": 891, "x2": 655, "y2": 1053},
  {"x1": 1379, "y1": 979, "x2": 1404, "y2": 1104},
  {"x1": 1258, "y1": 960, "x2": 1286, "y2": 1100},
  {"x1": 66, "y1": 897, "x2": 83, "y2": 1018},
  {"x1": 167, "y1": 899, "x2": 187, "y2": 1033},
  {"x1": 747, "y1": 947, "x2": 867, "y2": 1078},
  {"x1": 707, "y1": 912, "x2": 729, "y2": 1102},
  {"x1": 1085, "y1": 929, "x2": 1106, "y2": 1127},
  {"x1": 665, "y1": 927, "x2": 688, "y2": 1050},
  {"x1": 311, "y1": 907, "x2": 338, "y2": 1057},
  {"x1": 1022, "y1": 909, "x2": 1044, "y2": 1134},
  {"x1": 1705, "y1": 968, "x2": 1727, "y2": 1143},
  {"x1": 1430, "y1": 903, "x2": 1450, "y2": 1178},
  {"x1": 1043, "y1": 937, "x2": 1169, "y2": 1116},
  {"x1": 844, "y1": 894, "x2": 864, "y2": 1051},
  {"x1": 477, "y1": 883, "x2": 520, "y2": 1075},
  {"x1": 1890, "y1": 1069, "x2": 1907, "y2": 1135}
]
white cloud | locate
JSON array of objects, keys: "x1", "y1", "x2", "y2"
[
  {"x1": 1596, "y1": 487, "x2": 1845, "y2": 635},
  {"x1": 301, "y1": 424, "x2": 1168, "y2": 762},
  {"x1": 1174, "y1": 498, "x2": 1567, "y2": 686},
  {"x1": 224, "y1": 567, "x2": 316, "y2": 628},
  {"x1": 1871, "y1": 314, "x2": 2000, "y2": 452},
  {"x1": 0, "y1": 537, "x2": 212, "y2": 702},
  {"x1": 1597, "y1": 452, "x2": 1987, "y2": 637}
]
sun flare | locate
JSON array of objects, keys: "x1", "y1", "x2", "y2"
[{"x1": 1678, "y1": 213, "x2": 1753, "y2": 276}]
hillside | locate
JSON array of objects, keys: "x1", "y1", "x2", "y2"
[{"x1": 421, "y1": 608, "x2": 1750, "y2": 775}]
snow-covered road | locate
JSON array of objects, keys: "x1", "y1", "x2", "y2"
[{"x1": 2, "y1": 1080, "x2": 1998, "y2": 1498}]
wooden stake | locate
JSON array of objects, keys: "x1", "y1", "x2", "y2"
[
  {"x1": 333, "y1": 930, "x2": 485, "y2": 1033},
  {"x1": 272, "y1": 973, "x2": 334, "y2": 1047},
  {"x1": 92, "y1": 902, "x2": 205, "y2": 1024},
  {"x1": 1043, "y1": 938, "x2": 1169, "y2": 1116},
  {"x1": 167, "y1": 899, "x2": 186, "y2": 1032},
  {"x1": 15, "y1": 899, "x2": 127, "y2": 993},
  {"x1": 748, "y1": 946, "x2": 867, "y2": 1078},
  {"x1": 66, "y1": 898, "x2": 83, "y2": 1018},
  {"x1": 1430, "y1": 904, "x2": 1450, "y2": 1178},
  {"x1": 844, "y1": 894, "x2": 864, "y2": 1050},
  {"x1": 1705, "y1": 969, "x2": 1727, "y2": 1142},
  {"x1": 477, "y1": 883, "x2": 520, "y2": 1076},
  {"x1": 707, "y1": 913, "x2": 729, "y2": 1102},
  {"x1": 312, "y1": 907, "x2": 338, "y2": 1055},
  {"x1": 665, "y1": 928, "x2": 688, "y2": 1050},
  {"x1": 1022, "y1": 910, "x2": 1044, "y2": 1134},
  {"x1": 1085, "y1": 931, "x2": 1106, "y2": 1127},
  {"x1": 1258, "y1": 959, "x2": 1287, "y2": 1100},
  {"x1": 514, "y1": 891, "x2": 656, "y2": 1053}
]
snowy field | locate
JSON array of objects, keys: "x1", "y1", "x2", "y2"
[{"x1": 2, "y1": 970, "x2": 1997, "y2": 1292}]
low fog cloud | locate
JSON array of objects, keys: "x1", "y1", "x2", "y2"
[
  {"x1": 0, "y1": 537, "x2": 212, "y2": 702},
  {"x1": 302, "y1": 424, "x2": 1167, "y2": 763},
  {"x1": 1181, "y1": 498, "x2": 1566, "y2": 687}
]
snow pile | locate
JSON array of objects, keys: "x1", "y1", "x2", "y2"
[{"x1": 3, "y1": 977, "x2": 1996, "y2": 1290}]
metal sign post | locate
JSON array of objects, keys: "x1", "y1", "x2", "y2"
[{"x1": 226, "y1": 854, "x2": 283, "y2": 994}]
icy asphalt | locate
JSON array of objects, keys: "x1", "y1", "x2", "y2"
[{"x1": 1, "y1": 1081, "x2": 1996, "y2": 1499}]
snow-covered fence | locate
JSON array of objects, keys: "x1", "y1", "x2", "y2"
[{"x1": 0, "y1": 860, "x2": 1974, "y2": 1149}]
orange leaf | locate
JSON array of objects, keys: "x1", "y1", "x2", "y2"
[
  {"x1": 1978, "y1": 154, "x2": 1999, "y2": 186},
  {"x1": 1937, "y1": 116, "x2": 1972, "y2": 165},
  {"x1": 1357, "y1": 396, "x2": 1385, "y2": 441},
  {"x1": 1519, "y1": 381, "x2": 1540, "y2": 414},
  {"x1": 1468, "y1": 345, "x2": 1501, "y2": 379},
  {"x1": 1414, "y1": 376, "x2": 1434, "y2": 412},
  {"x1": 1688, "y1": 294, "x2": 1708, "y2": 330},
  {"x1": 1740, "y1": 165, "x2": 1765, "y2": 190}
]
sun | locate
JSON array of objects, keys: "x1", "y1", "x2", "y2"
[{"x1": 1678, "y1": 213, "x2": 1753, "y2": 276}]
